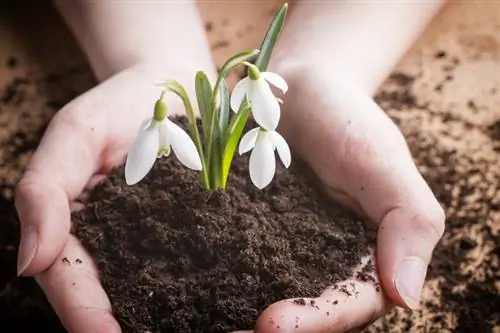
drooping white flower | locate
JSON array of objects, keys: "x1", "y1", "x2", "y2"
[
  {"x1": 230, "y1": 70, "x2": 288, "y2": 131},
  {"x1": 124, "y1": 116, "x2": 202, "y2": 185},
  {"x1": 239, "y1": 127, "x2": 291, "y2": 189}
]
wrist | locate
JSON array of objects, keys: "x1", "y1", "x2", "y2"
[{"x1": 54, "y1": 0, "x2": 213, "y2": 82}]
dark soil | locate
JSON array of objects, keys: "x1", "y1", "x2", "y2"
[{"x1": 72, "y1": 119, "x2": 372, "y2": 332}]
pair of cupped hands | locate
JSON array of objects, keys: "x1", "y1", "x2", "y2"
[{"x1": 15, "y1": 54, "x2": 445, "y2": 332}]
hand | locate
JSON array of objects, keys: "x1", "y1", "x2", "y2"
[
  {"x1": 15, "y1": 61, "x2": 210, "y2": 332},
  {"x1": 232, "y1": 65, "x2": 445, "y2": 332}
]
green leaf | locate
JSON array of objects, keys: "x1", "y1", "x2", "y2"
[
  {"x1": 254, "y1": 3, "x2": 288, "y2": 71},
  {"x1": 218, "y1": 80, "x2": 230, "y2": 140},
  {"x1": 219, "y1": 49, "x2": 260, "y2": 78},
  {"x1": 221, "y1": 103, "x2": 250, "y2": 189},
  {"x1": 210, "y1": 136, "x2": 223, "y2": 189},
  {"x1": 163, "y1": 80, "x2": 196, "y2": 126},
  {"x1": 195, "y1": 71, "x2": 213, "y2": 144}
]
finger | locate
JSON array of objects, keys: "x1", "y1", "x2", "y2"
[
  {"x1": 333, "y1": 96, "x2": 445, "y2": 309},
  {"x1": 377, "y1": 204, "x2": 444, "y2": 309},
  {"x1": 283, "y1": 81, "x2": 444, "y2": 309},
  {"x1": 250, "y1": 279, "x2": 385, "y2": 333},
  {"x1": 35, "y1": 235, "x2": 121, "y2": 333}
]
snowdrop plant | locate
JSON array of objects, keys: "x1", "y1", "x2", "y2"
[{"x1": 125, "y1": 4, "x2": 290, "y2": 190}]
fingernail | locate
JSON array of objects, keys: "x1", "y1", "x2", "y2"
[
  {"x1": 17, "y1": 225, "x2": 39, "y2": 276},
  {"x1": 395, "y1": 256, "x2": 427, "y2": 309}
]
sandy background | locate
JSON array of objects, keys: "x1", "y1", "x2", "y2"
[{"x1": 0, "y1": 0, "x2": 498, "y2": 332}]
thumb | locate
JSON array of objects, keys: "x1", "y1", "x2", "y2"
[
  {"x1": 377, "y1": 199, "x2": 445, "y2": 309},
  {"x1": 15, "y1": 103, "x2": 102, "y2": 276},
  {"x1": 340, "y1": 96, "x2": 446, "y2": 310},
  {"x1": 249, "y1": 279, "x2": 385, "y2": 333}
]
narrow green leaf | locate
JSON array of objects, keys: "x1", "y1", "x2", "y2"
[
  {"x1": 163, "y1": 80, "x2": 196, "y2": 126},
  {"x1": 221, "y1": 103, "x2": 250, "y2": 189},
  {"x1": 210, "y1": 137, "x2": 223, "y2": 189},
  {"x1": 219, "y1": 49, "x2": 260, "y2": 78},
  {"x1": 254, "y1": 3, "x2": 288, "y2": 71},
  {"x1": 209, "y1": 107, "x2": 223, "y2": 188},
  {"x1": 195, "y1": 71, "x2": 213, "y2": 142},
  {"x1": 218, "y1": 80, "x2": 230, "y2": 140}
]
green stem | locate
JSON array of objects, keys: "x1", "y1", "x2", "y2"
[
  {"x1": 184, "y1": 97, "x2": 210, "y2": 189},
  {"x1": 163, "y1": 81, "x2": 210, "y2": 189},
  {"x1": 205, "y1": 73, "x2": 225, "y2": 188}
]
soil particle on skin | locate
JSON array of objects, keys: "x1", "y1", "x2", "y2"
[
  {"x1": 293, "y1": 299, "x2": 307, "y2": 306},
  {"x1": 72, "y1": 119, "x2": 371, "y2": 333},
  {"x1": 356, "y1": 259, "x2": 380, "y2": 292}
]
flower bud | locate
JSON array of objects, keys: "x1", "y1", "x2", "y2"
[
  {"x1": 244, "y1": 62, "x2": 261, "y2": 80},
  {"x1": 153, "y1": 95, "x2": 168, "y2": 121}
]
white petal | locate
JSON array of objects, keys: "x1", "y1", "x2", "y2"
[
  {"x1": 238, "y1": 127, "x2": 260, "y2": 155},
  {"x1": 230, "y1": 77, "x2": 249, "y2": 112},
  {"x1": 249, "y1": 131, "x2": 276, "y2": 189},
  {"x1": 138, "y1": 117, "x2": 152, "y2": 134},
  {"x1": 158, "y1": 120, "x2": 170, "y2": 151},
  {"x1": 166, "y1": 119, "x2": 203, "y2": 170},
  {"x1": 261, "y1": 72, "x2": 288, "y2": 94},
  {"x1": 272, "y1": 131, "x2": 291, "y2": 168},
  {"x1": 125, "y1": 123, "x2": 160, "y2": 185},
  {"x1": 248, "y1": 79, "x2": 280, "y2": 131}
]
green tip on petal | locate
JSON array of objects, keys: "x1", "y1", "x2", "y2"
[
  {"x1": 157, "y1": 147, "x2": 171, "y2": 158},
  {"x1": 153, "y1": 94, "x2": 169, "y2": 121}
]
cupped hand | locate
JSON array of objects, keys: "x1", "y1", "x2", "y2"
[
  {"x1": 14, "y1": 62, "x2": 208, "y2": 332},
  {"x1": 233, "y1": 65, "x2": 446, "y2": 333}
]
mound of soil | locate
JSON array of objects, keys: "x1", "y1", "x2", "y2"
[{"x1": 72, "y1": 119, "x2": 372, "y2": 332}]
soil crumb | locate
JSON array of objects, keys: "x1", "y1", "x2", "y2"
[{"x1": 72, "y1": 119, "x2": 371, "y2": 333}]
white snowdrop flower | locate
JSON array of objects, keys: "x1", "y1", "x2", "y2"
[
  {"x1": 125, "y1": 99, "x2": 202, "y2": 185},
  {"x1": 239, "y1": 127, "x2": 291, "y2": 189},
  {"x1": 230, "y1": 64, "x2": 288, "y2": 131}
]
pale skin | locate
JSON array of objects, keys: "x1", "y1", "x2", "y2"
[{"x1": 15, "y1": 1, "x2": 447, "y2": 332}]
